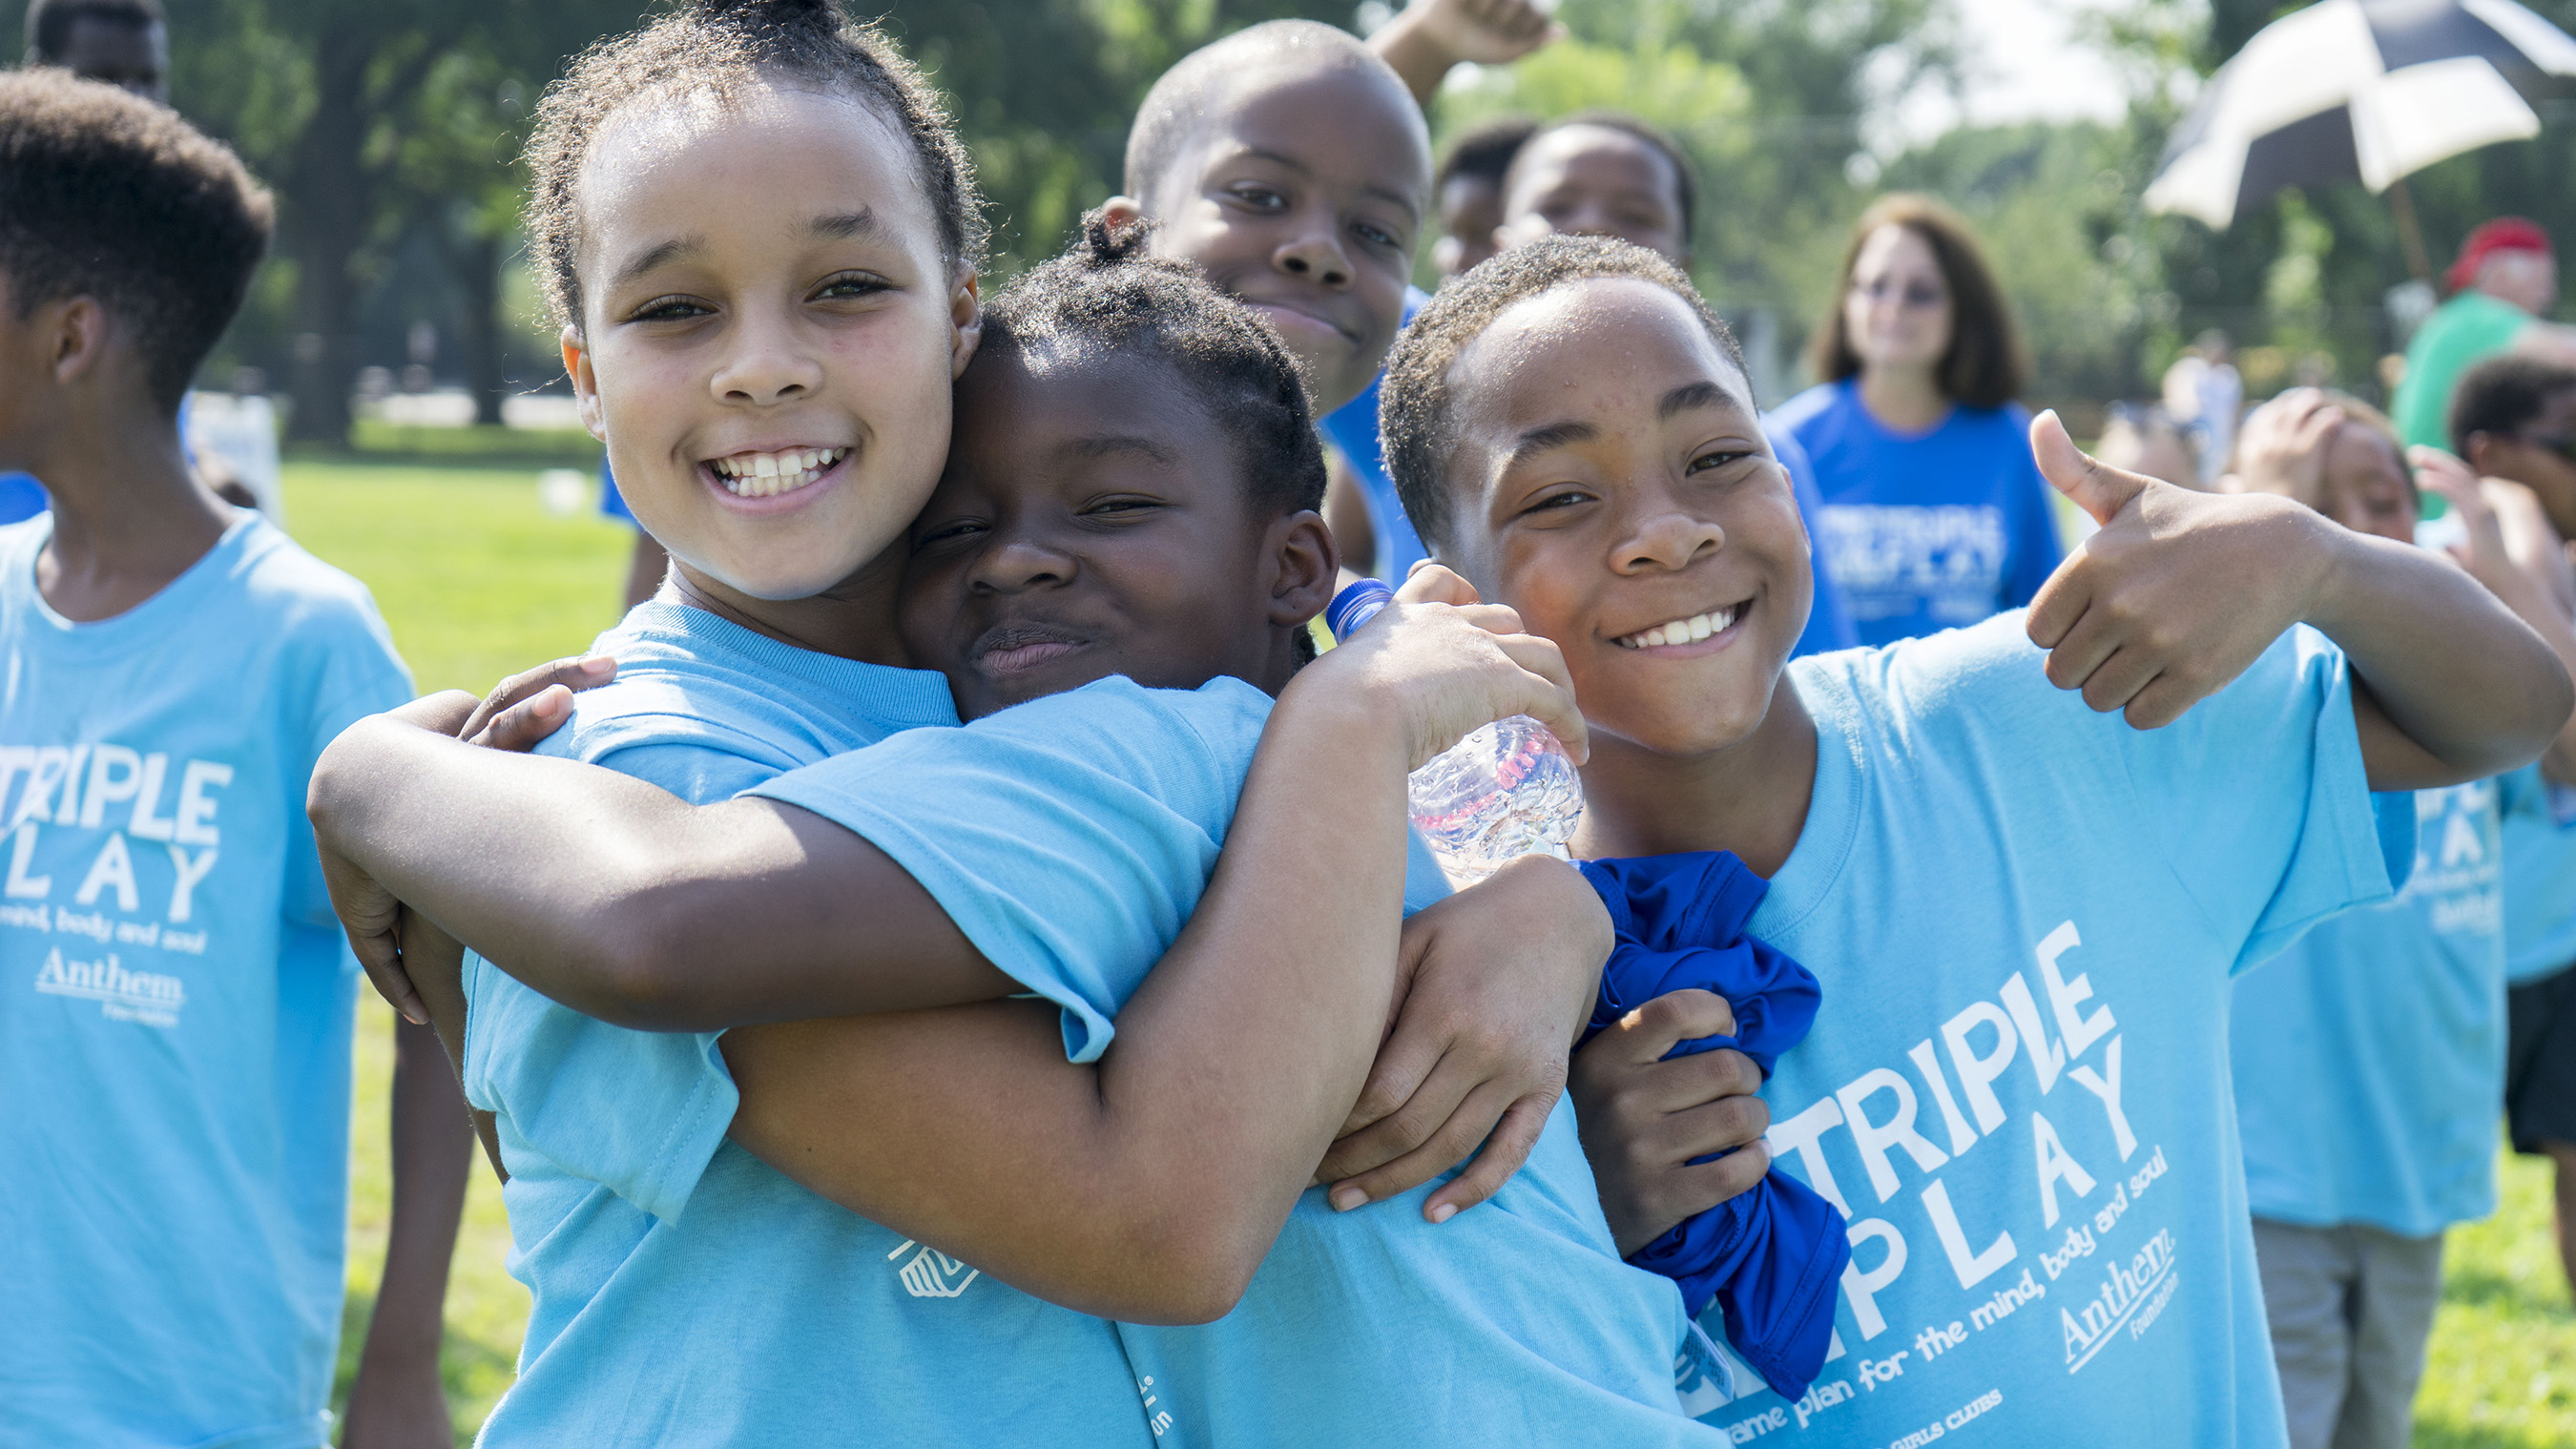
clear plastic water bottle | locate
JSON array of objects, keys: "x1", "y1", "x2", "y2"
[{"x1": 1326, "y1": 579, "x2": 1585, "y2": 883}]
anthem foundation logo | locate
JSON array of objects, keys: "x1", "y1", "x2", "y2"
[
  {"x1": 32, "y1": 945, "x2": 185, "y2": 1027},
  {"x1": 2061, "y1": 1227, "x2": 2178, "y2": 1373},
  {"x1": 887, "y1": 1239, "x2": 980, "y2": 1299}
]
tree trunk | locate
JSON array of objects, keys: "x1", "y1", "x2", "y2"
[
  {"x1": 282, "y1": 27, "x2": 375, "y2": 445},
  {"x1": 456, "y1": 231, "x2": 507, "y2": 427}
]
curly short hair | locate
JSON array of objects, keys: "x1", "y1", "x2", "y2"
[
  {"x1": 2450, "y1": 355, "x2": 2576, "y2": 454},
  {"x1": 0, "y1": 69, "x2": 270, "y2": 413},
  {"x1": 524, "y1": 0, "x2": 985, "y2": 332},
  {"x1": 1381, "y1": 235, "x2": 1743, "y2": 552},
  {"x1": 985, "y1": 211, "x2": 1325, "y2": 522}
]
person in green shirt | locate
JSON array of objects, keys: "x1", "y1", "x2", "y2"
[{"x1": 2395, "y1": 217, "x2": 2576, "y2": 452}]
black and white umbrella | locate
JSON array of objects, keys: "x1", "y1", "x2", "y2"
[{"x1": 2146, "y1": 0, "x2": 2576, "y2": 229}]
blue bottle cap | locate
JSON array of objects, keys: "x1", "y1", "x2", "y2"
[{"x1": 1326, "y1": 578, "x2": 1396, "y2": 642}]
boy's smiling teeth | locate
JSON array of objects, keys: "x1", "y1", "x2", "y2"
[
  {"x1": 1614, "y1": 606, "x2": 1739, "y2": 650},
  {"x1": 710, "y1": 446, "x2": 846, "y2": 498}
]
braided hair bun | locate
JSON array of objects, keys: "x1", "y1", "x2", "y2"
[{"x1": 983, "y1": 206, "x2": 1327, "y2": 525}]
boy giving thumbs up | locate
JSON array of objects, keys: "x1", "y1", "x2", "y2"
[{"x1": 1371, "y1": 236, "x2": 2569, "y2": 1446}]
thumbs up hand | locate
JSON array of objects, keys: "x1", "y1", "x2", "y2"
[{"x1": 2025, "y1": 409, "x2": 2337, "y2": 729}]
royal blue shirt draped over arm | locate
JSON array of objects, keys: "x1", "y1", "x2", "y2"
[{"x1": 1576, "y1": 851, "x2": 1851, "y2": 1400}]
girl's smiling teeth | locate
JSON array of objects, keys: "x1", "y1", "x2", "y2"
[
  {"x1": 708, "y1": 446, "x2": 847, "y2": 498},
  {"x1": 1614, "y1": 605, "x2": 1742, "y2": 650}
]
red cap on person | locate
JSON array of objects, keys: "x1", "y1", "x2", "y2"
[{"x1": 2448, "y1": 217, "x2": 2553, "y2": 294}]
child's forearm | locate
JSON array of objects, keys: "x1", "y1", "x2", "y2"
[
  {"x1": 310, "y1": 716, "x2": 1013, "y2": 1030},
  {"x1": 339, "y1": 1019, "x2": 469, "y2": 1439},
  {"x1": 724, "y1": 676, "x2": 1416, "y2": 1323},
  {"x1": 2300, "y1": 525, "x2": 2575, "y2": 789}
]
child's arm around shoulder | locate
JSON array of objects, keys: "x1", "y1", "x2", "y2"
[
  {"x1": 724, "y1": 576, "x2": 1590, "y2": 1322},
  {"x1": 307, "y1": 663, "x2": 1016, "y2": 1033},
  {"x1": 2020, "y1": 412, "x2": 2571, "y2": 791}
]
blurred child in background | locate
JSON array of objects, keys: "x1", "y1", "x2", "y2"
[
  {"x1": 2395, "y1": 220, "x2": 2576, "y2": 453},
  {"x1": 2160, "y1": 329, "x2": 2242, "y2": 486},
  {"x1": 1496, "y1": 112, "x2": 1693, "y2": 267},
  {"x1": 2094, "y1": 402, "x2": 2204, "y2": 491},
  {"x1": 1106, "y1": 20, "x2": 1433, "y2": 587},
  {"x1": 1774, "y1": 195, "x2": 2062, "y2": 642},
  {"x1": 0, "y1": 70, "x2": 463, "y2": 1447},
  {"x1": 22, "y1": 0, "x2": 165, "y2": 101},
  {"x1": 2223, "y1": 387, "x2": 2576, "y2": 1449},
  {"x1": 1101, "y1": 8, "x2": 1554, "y2": 589},
  {"x1": 1430, "y1": 113, "x2": 1536, "y2": 280},
  {"x1": 2451, "y1": 356, "x2": 2576, "y2": 1303}
]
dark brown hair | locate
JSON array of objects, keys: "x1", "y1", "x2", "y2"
[
  {"x1": 2451, "y1": 354, "x2": 2576, "y2": 454},
  {"x1": 1809, "y1": 194, "x2": 2025, "y2": 409},
  {"x1": 0, "y1": 68, "x2": 270, "y2": 412},
  {"x1": 523, "y1": 0, "x2": 984, "y2": 334},
  {"x1": 24, "y1": 0, "x2": 161, "y2": 61},
  {"x1": 985, "y1": 211, "x2": 1324, "y2": 520},
  {"x1": 1381, "y1": 235, "x2": 1742, "y2": 552}
]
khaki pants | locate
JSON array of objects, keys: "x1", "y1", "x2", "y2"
[{"x1": 2252, "y1": 1218, "x2": 2445, "y2": 1449}]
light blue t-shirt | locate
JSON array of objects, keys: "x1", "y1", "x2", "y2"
[
  {"x1": 752, "y1": 675, "x2": 1732, "y2": 1447},
  {"x1": 457, "y1": 601, "x2": 1161, "y2": 1445},
  {"x1": 0, "y1": 512, "x2": 412, "y2": 1448},
  {"x1": 1771, "y1": 380, "x2": 2064, "y2": 644},
  {"x1": 2503, "y1": 763, "x2": 2576, "y2": 985},
  {"x1": 1680, "y1": 614, "x2": 2409, "y2": 1448},
  {"x1": 2232, "y1": 777, "x2": 2527, "y2": 1237}
]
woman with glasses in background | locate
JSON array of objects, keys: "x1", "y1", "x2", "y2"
[{"x1": 1770, "y1": 194, "x2": 2062, "y2": 644}]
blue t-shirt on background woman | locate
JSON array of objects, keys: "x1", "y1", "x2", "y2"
[
  {"x1": 1770, "y1": 377, "x2": 2061, "y2": 645},
  {"x1": 0, "y1": 473, "x2": 46, "y2": 525}
]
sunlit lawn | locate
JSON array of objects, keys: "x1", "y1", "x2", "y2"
[
  {"x1": 284, "y1": 457, "x2": 625, "y2": 1444},
  {"x1": 286, "y1": 456, "x2": 2576, "y2": 1446}
]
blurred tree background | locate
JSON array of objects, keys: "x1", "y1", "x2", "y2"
[{"x1": 6, "y1": 0, "x2": 2572, "y2": 441}]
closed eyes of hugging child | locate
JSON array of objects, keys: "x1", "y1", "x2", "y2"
[{"x1": 315, "y1": 191, "x2": 1770, "y2": 1449}]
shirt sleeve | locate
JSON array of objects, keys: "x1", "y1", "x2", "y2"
[
  {"x1": 744, "y1": 678, "x2": 1264, "y2": 1063},
  {"x1": 281, "y1": 601, "x2": 416, "y2": 933},
  {"x1": 461, "y1": 951, "x2": 737, "y2": 1223},
  {"x1": 2114, "y1": 624, "x2": 2413, "y2": 972}
]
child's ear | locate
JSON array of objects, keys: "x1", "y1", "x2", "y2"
[
  {"x1": 1266, "y1": 508, "x2": 1340, "y2": 629},
  {"x1": 1101, "y1": 196, "x2": 1146, "y2": 231},
  {"x1": 2462, "y1": 431, "x2": 2497, "y2": 476},
  {"x1": 948, "y1": 270, "x2": 984, "y2": 379},
  {"x1": 562, "y1": 325, "x2": 606, "y2": 444},
  {"x1": 44, "y1": 296, "x2": 109, "y2": 385}
]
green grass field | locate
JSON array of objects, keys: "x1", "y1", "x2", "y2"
[
  {"x1": 284, "y1": 456, "x2": 2576, "y2": 1446},
  {"x1": 287, "y1": 458, "x2": 621, "y2": 1442}
]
